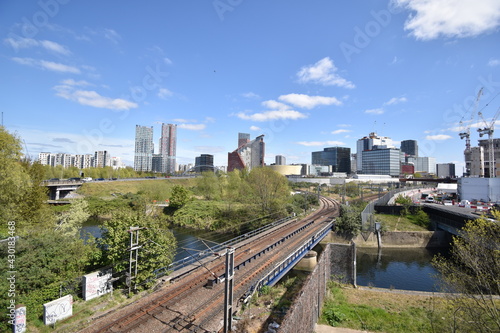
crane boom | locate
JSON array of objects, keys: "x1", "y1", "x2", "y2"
[{"x1": 460, "y1": 87, "x2": 483, "y2": 176}]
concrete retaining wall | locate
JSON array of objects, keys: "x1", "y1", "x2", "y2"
[
  {"x1": 353, "y1": 231, "x2": 451, "y2": 248},
  {"x1": 279, "y1": 243, "x2": 355, "y2": 333}
]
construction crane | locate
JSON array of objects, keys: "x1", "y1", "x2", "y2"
[
  {"x1": 459, "y1": 87, "x2": 483, "y2": 176},
  {"x1": 477, "y1": 106, "x2": 500, "y2": 178}
]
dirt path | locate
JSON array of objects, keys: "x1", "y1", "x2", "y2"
[{"x1": 315, "y1": 324, "x2": 375, "y2": 333}]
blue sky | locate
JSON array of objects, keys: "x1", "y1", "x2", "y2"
[{"x1": 1, "y1": 1, "x2": 500, "y2": 172}]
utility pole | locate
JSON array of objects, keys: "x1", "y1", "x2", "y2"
[
  {"x1": 223, "y1": 247, "x2": 235, "y2": 333},
  {"x1": 128, "y1": 226, "x2": 144, "y2": 295}
]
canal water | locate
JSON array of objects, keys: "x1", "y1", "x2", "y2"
[
  {"x1": 356, "y1": 247, "x2": 448, "y2": 292},
  {"x1": 82, "y1": 220, "x2": 446, "y2": 292},
  {"x1": 81, "y1": 219, "x2": 234, "y2": 262}
]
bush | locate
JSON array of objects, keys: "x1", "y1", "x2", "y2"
[{"x1": 335, "y1": 204, "x2": 362, "y2": 236}]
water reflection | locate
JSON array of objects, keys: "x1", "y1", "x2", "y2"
[
  {"x1": 356, "y1": 247, "x2": 448, "y2": 292},
  {"x1": 81, "y1": 219, "x2": 234, "y2": 263}
]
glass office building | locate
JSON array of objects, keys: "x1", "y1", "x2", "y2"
[
  {"x1": 361, "y1": 148, "x2": 401, "y2": 176},
  {"x1": 311, "y1": 147, "x2": 351, "y2": 173}
]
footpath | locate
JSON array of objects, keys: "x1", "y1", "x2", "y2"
[{"x1": 315, "y1": 324, "x2": 374, "y2": 333}]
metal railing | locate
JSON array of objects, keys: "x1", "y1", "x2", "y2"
[{"x1": 154, "y1": 215, "x2": 297, "y2": 278}]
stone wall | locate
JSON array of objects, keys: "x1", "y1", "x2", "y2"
[{"x1": 279, "y1": 243, "x2": 355, "y2": 333}]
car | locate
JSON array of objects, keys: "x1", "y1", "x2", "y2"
[
  {"x1": 68, "y1": 177, "x2": 81, "y2": 181},
  {"x1": 458, "y1": 200, "x2": 470, "y2": 207},
  {"x1": 96, "y1": 178, "x2": 105, "y2": 181},
  {"x1": 82, "y1": 177, "x2": 92, "y2": 182},
  {"x1": 48, "y1": 178, "x2": 60, "y2": 182},
  {"x1": 425, "y1": 196, "x2": 435, "y2": 203}
]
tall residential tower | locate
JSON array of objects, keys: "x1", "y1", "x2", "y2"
[
  {"x1": 134, "y1": 125, "x2": 154, "y2": 172},
  {"x1": 159, "y1": 123, "x2": 177, "y2": 174}
]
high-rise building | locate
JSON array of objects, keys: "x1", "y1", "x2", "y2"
[
  {"x1": 275, "y1": 155, "x2": 286, "y2": 165},
  {"x1": 195, "y1": 154, "x2": 214, "y2": 172},
  {"x1": 238, "y1": 133, "x2": 250, "y2": 147},
  {"x1": 356, "y1": 132, "x2": 394, "y2": 173},
  {"x1": 401, "y1": 140, "x2": 418, "y2": 159},
  {"x1": 361, "y1": 148, "x2": 401, "y2": 176},
  {"x1": 478, "y1": 138, "x2": 500, "y2": 178},
  {"x1": 408, "y1": 156, "x2": 436, "y2": 174},
  {"x1": 134, "y1": 125, "x2": 154, "y2": 172},
  {"x1": 436, "y1": 163, "x2": 456, "y2": 178},
  {"x1": 159, "y1": 123, "x2": 177, "y2": 174},
  {"x1": 94, "y1": 151, "x2": 110, "y2": 168},
  {"x1": 228, "y1": 134, "x2": 265, "y2": 172},
  {"x1": 311, "y1": 147, "x2": 351, "y2": 173}
]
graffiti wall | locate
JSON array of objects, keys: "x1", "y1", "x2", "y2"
[
  {"x1": 82, "y1": 268, "x2": 113, "y2": 301},
  {"x1": 43, "y1": 295, "x2": 73, "y2": 325}
]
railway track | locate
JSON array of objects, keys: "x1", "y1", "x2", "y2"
[{"x1": 80, "y1": 196, "x2": 339, "y2": 333}]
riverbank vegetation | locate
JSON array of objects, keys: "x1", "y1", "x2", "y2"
[{"x1": 320, "y1": 282, "x2": 451, "y2": 333}]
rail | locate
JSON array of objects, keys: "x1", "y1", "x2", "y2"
[
  {"x1": 241, "y1": 221, "x2": 334, "y2": 303},
  {"x1": 154, "y1": 215, "x2": 297, "y2": 278}
]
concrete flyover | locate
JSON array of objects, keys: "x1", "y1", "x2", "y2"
[{"x1": 43, "y1": 180, "x2": 84, "y2": 200}]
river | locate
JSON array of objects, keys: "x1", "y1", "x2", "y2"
[{"x1": 356, "y1": 247, "x2": 448, "y2": 292}]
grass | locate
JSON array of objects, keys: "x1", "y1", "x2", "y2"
[
  {"x1": 26, "y1": 289, "x2": 150, "y2": 332},
  {"x1": 374, "y1": 213, "x2": 429, "y2": 232},
  {"x1": 77, "y1": 178, "x2": 195, "y2": 197},
  {"x1": 319, "y1": 282, "x2": 450, "y2": 333}
]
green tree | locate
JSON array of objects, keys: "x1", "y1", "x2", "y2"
[
  {"x1": 55, "y1": 199, "x2": 91, "y2": 237},
  {"x1": 432, "y1": 212, "x2": 500, "y2": 332},
  {"x1": 169, "y1": 185, "x2": 191, "y2": 209},
  {"x1": 335, "y1": 204, "x2": 362, "y2": 235},
  {"x1": 247, "y1": 167, "x2": 290, "y2": 214},
  {"x1": 395, "y1": 194, "x2": 413, "y2": 216},
  {"x1": 0, "y1": 231, "x2": 97, "y2": 330},
  {"x1": 99, "y1": 211, "x2": 176, "y2": 290},
  {"x1": 196, "y1": 171, "x2": 222, "y2": 200},
  {"x1": 224, "y1": 169, "x2": 251, "y2": 203},
  {"x1": 0, "y1": 127, "x2": 53, "y2": 231}
]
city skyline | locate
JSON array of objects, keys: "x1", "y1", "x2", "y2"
[{"x1": 2, "y1": 1, "x2": 500, "y2": 170}]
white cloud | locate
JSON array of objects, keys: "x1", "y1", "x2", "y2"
[
  {"x1": 104, "y1": 28, "x2": 121, "y2": 44},
  {"x1": 332, "y1": 129, "x2": 351, "y2": 134},
  {"x1": 241, "y1": 92, "x2": 260, "y2": 99},
  {"x1": 395, "y1": 0, "x2": 500, "y2": 40},
  {"x1": 262, "y1": 100, "x2": 291, "y2": 110},
  {"x1": 365, "y1": 108, "x2": 385, "y2": 115},
  {"x1": 296, "y1": 140, "x2": 345, "y2": 147},
  {"x1": 178, "y1": 123, "x2": 206, "y2": 130},
  {"x1": 61, "y1": 79, "x2": 91, "y2": 86},
  {"x1": 4, "y1": 37, "x2": 70, "y2": 55},
  {"x1": 488, "y1": 58, "x2": 500, "y2": 67},
  {"x1": 54, "y1": 84, "x2": 137, "y2": 110},
  {"x1": 172, "y1": 118, "x2": 193, "y2": 123},
  {"x1": 426, "y1": 134, "x2": 453, "y2": 141},
  {"x1": 296, "y1": 57, "x2": 355, "y2": 88},
  {"x1": 164, "y1": 57, "x2": 173, "y2": 65},
  {"x1": 278, "y1": 93, "x2": 342, "y2": 109},
  {"x1": 250, "y1": 125, "x2": 261, "y2": 131},
  {"x1": 236, "y1": 110, "x2": 307, "y2": 122},
  {"x1": 384, "y1": 96, "x2": 408, "y2": 105},
  {"x1": 12, "y1": 57, "x2": 80, "y2": 74},
  {"x1": 158, "y1": 88, "x2": 174, "y2": 99}
]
